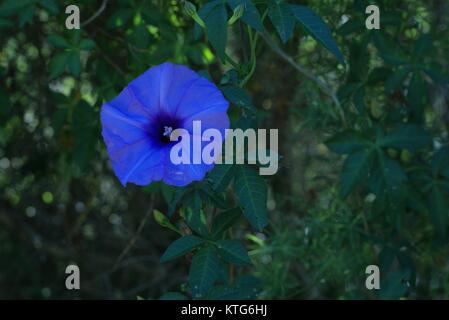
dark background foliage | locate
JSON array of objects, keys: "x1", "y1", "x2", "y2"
[{"x1": 1, "y1": 0, "x2": 449, "y2": 299}]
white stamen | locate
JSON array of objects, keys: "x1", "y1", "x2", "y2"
[{"x1": 163, "y1": 126, "x2": 173, "y2": 137}]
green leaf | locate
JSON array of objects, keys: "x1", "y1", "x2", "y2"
[
  {"x1": 0, "y1": 0, "x2": 30, "y2": 17},
  {"x1": 207, "y1": 164, "x2": 235, "y2": 192},
  {"x1": 48, "y1": 34, "x2": 71, "y2": 49},
  {"x1": 184, "y1": 206, "x2": 209, "y2": 237},
  {"x1": 207, "y1": 275, "x2": 261, "y2": 299},
  {"x1": 159, "y1": 292, "x2": 188, "y2": 300},
  {"x1": 221, "y1": 85, "x2": 255, "y2": 112},
  {"x1": 40, "y1": 0, "x2": 59, "y2": 15},
  {"x1": 413, "y1": 34, "x2": 432, "y2": 57},
  {"x1": 199, "y1": 0, "x2": 228, "y2": 61},
  {"x1": 216, "y1": 239, "x2": 251, "y2": 266},
  {"x1": 160, "y1": 235, "x2": 204, "y2": 263},
  {"x1": 79, "y1": 39, "x2": 96, "y2": 50},
  {"x1": 19, "y1": 4, "x2": 35, "y2": 27},
  {"x1": 267, "y1": 0, "x2": 295, "y2": 43},
  {"x1": 340, "y1": 148, "x2": 374, "y2": 198},
  {"x1": 428, "y1": 184, "x2": 448, "y2": 239},
  {"x1": 431, "y1": 147, "x2": 449, "y2": 178},
  {"x1": 67, "y1": 51, "x2": 81, "y2": 77},
  {"x1": 378, "y1": 124, "x2": 431, "y2": 151},
  {"x1": 369, "y1": 152, "x2": 406, "y2": 197},
  {"x1": 227, "y1": 0, "x2": 264, "y2": 31},
  {"x1": 424, "y1": 67, "x2": 449, "y2": 85},
  {"x1": 168, "y1": 187, "x2": 188, "y2": 217},
  {"x1": 153, "y1": 209, "x2": 182, "y2": 235},
  {"x1": 353, "y1": 87, "x2": 367, "y2": 115},
  {"x1": 184, "y1": 188, "x2": 203, "y2": 214},
  {"x1": 49, "y1": 52, "x2": 69, "y2": 79},
  {"x1": 189, "y1": 247, "x2": 221, "y2": 298},
  {"x1": 198, "y1": 184, "x2": 228, "y2": 209},
  {"x1": 373, "y1": 32, "x2": 407, "y2": 66},
  {"x1": 348, "y1": 40, "x2": 369, "y2": 82},
  {"x1": 0, "y1": 18, "x2": 13, "y2": 28},
  {"x1": 290, "y1": 5, "x2": 344, "y2": 64},
  {"x1": 367, "y1": 67, "x2": 392, "y2": 86},
  {"x1": 379, "y1": 270, "x2": 410, "y2": 300},
  {"x1": 385, "y1": 67, "x2": 410, "y2": 95},
  {"x1": 407, "y1": 72, "x2": 426, "y2": 122},
  {"x1": 338, "y1": 18, "x2": 364, "y2": 35},
  {"x1": 326, "y1": 131, "x2": 372, "y2": 155},
  {"x1": 211, "y1": 208, "x2": 242, "y2": 239},
  {"x1": 234, "y1": 165, "x2": 268, "y2": 231}
]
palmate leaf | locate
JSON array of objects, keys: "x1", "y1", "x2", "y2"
[
  {"x1": 48, "y1": 34, "x2": 71, "y2": 49},
  {"x1": 290, "y1": 4, "x2": 344, "y2": 64},
  {"x1": 325, "y1": 130, "x2": 372, "y2": 154},
  {"x1": 189, "y1": 246, "x2": 221, "y2": 298},
  {"x1": 49, "y1": 52, "x2": 69, "y2": 79},
  {"x1": 267, "y1": 0, "x2": 295, "y2": 43},
  {"x1": 79, "y1": 39, "x2": 96, "y2": 51},
  {"x1": 168, "y1": 187, "x2": 189, "y2": 217},
  {"x1": 340, "y1": 148, "x2": 375, "y2": 198},
  {"x1": 385, "y1": 67, "x2": 410, "y2": 95},
  {"x1": 234, "y1": 165, "x2": 268, "y2": 231},
  {"x1": 211, "y1": 207, "x2": 242, "y2": 239},
  {"x1": 369, "y1": 151, "x2": 407, "y2": 198},
  {"x1": 220, "y1": 85, "x2": 256, "y2": 113},
  {"x1": 207, "y1": 164, "x2": 236, "y2": 193},
  {"x1": 160, "y1": 235, "x2": 204, "y2": 263},
  {"x1": 378, "y1": 124, "x2": 431, "y2": 151},
  {"x1": 216, "y1": 239, "x2": 251, "y2": 266},
  {"x1": 227, "y1": 0, "x2": 264, "y2": 31},
  {"x1": 67, "y1": 51, "x2": 81, "y2": 77},
  {"x1": 184, "y1": 206, "x2": 209, "y2": 237},
  {"x1": 373, "y1": 32, "x2": 408, "y2": 66}
]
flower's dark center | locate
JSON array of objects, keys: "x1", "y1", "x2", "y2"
[
  {"x1": 147, "y1": 113, "x2": 183, "y2": 144},
  {"x1": 160, "y1": 125, "x2": 175, "y2": 143}
]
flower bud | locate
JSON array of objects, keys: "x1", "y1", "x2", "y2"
[
  {"x1": 228, "y1": 4, "x2": 245, "y2": 25},
  {"x1": 183, "y1": 1, "x2": 197, "y2": 17}
]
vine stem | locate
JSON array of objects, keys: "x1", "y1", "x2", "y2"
[
  {"x1": 81, "y1": 0, "x2": 109, "y2": 27},
  {"x1": 239, "y1": 26, "x2": 258, "y2": 87}
]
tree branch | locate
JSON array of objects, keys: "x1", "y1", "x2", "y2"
[
  {"x1": 261, "y1": 32, "x2": 346, "y2": 126},
  {"x1": 111, "y1": 196, "x2": 155, "y2": 272}
]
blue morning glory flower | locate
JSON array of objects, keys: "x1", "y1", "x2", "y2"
[{"x1": 100, "y1": 62, "x2": 230, "y2": 187}]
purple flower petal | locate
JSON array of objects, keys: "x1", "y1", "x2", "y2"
[{"x1": 100, "y1": 62, "x2": 230, "y2": 187}]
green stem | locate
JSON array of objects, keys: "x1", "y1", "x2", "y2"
[
  {"x1": 239, "y1": 10, "x2": 268, "y2": 87},
  {"x1": 240, "y1": 27, "x2": 257, "y2": 87},
  {"x1": 224, "y1": 53, "x2": 240, "y2": 69}
]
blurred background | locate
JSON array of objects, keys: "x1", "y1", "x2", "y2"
[{"x1": 1, "y1": 0, "x2": 449, "y2": 299}]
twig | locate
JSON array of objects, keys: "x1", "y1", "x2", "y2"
[
  {"x1": 261, "y1": 32, "x2": 347, "y2": 127},
  {"x1": 111, "y1": 196, "x2": 155, "y2": 272},
  {"x1": 81, "y1": 0, "x2": 109, "y2": 27}
]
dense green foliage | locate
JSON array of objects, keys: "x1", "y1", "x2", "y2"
[{"x1": 1, "y1": 0, "x2": 449, "y2": 299}]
